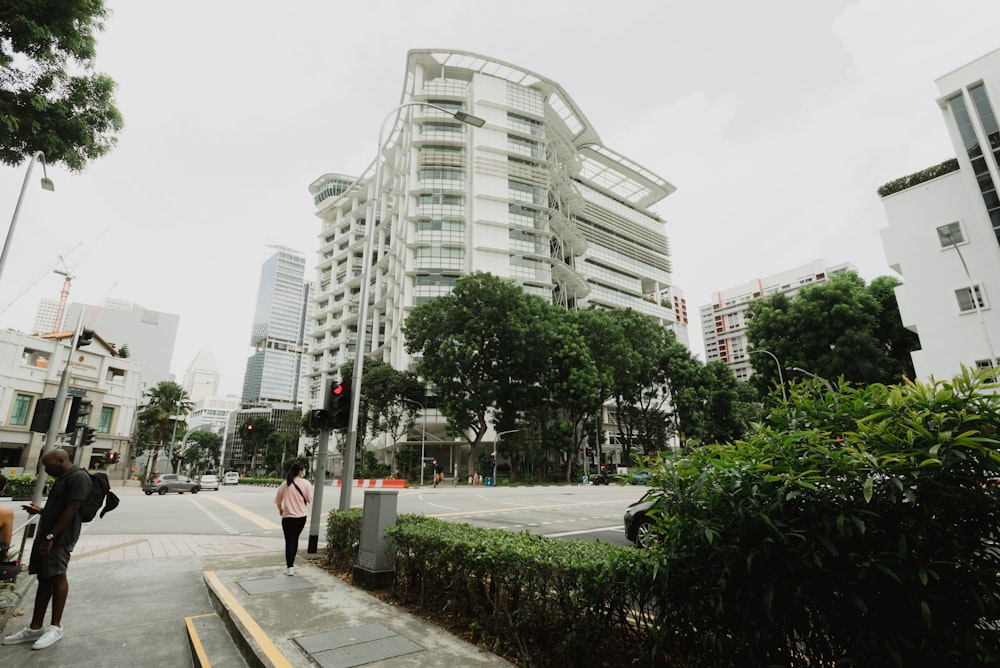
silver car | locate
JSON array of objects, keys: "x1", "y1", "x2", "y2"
[
  {"x1": 143, "y1": 474, "x2": 200, "y2": 495},
  {"x1": 198, "y1": 474, "x2": 220, "y2": 491}
]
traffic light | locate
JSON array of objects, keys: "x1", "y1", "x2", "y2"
[
  {"x1": 106, "y1": 452, "x2": 119, "y2": 464},
  {"x1": 76, "y1": 328, "x2": 95, "y2": 349},
  {"x1": 29, "y1": 397, "x2": 55, "y2": 433},
  {"x1": 66, "y1": 397, "x2": 91, "y2": 431},
  {"x1": 81, "y1": 427, "x2": 97, "y2": 446},
  {"x1": 327, "y1": 381, "x2": 351, "y2": 429}
]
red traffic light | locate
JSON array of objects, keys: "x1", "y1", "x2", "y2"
[{"x1": 333, "y1": 381, "x2": 349, "y2": 395}]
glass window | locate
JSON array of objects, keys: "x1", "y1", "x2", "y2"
[
  {"x1": 11, "y1": 394, "x2": 33, "y2": 426},
  {"x1": 956, "y1": 285, "x2": 986, "y2": 312},
  {"x1": 98, "y1": 406, "x2": 114, "y2": 433},
  {"x1": 937, "y1": 222, "x2": 964, "y2": 246}
]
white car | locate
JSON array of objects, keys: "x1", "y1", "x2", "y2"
[
  {"x1": 198, "y1": 474, "x2": 219, "y2": 491},
  {"x1": 223, "y1": 472, "x2": 240, "y2": 485}
]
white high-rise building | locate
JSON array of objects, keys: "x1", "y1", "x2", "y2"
[
  {"x1": 307, "y1": 49, "x2": 684, "y2": 465},
  {"x1": 31, "y1": 297, "x2": 60, "y2": 335},
  {"x1": 241, "y1": 246, "x2": 311, "y2": 408},
  {"x1": 880, "y1": 47, "x2": 1000, "y2": 383},
  {"x1": 182, "y1": 351, "x2": 221, "y2": 404},
  {"x1": 700, "y1": 261, "x2": 856, "y2": 381}
]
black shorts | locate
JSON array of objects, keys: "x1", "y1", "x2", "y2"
[{"x1": 29, "y1": 540, "x2": 73, "y2": 579}]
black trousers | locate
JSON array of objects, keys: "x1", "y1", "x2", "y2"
[{"x1": 282, "y1": 516, "x2": 307, "y2": 567}]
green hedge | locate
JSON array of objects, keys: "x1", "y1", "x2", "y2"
[
  {"x1": 324, "y1": 508, "x2": 668, "y2": 666},
  {"x1": 1, "y1": 475, "x2": 37, "y2": 500}
]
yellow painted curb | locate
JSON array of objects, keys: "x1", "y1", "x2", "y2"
[
  {"x1": 204, "y1": 570, "x2": 293, "y2": 668},
  {"x1": 185, "y1": 612, "x2": 216, "y2": 668}
]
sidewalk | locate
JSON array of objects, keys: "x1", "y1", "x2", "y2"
[{"x1": 1, "y1": 532, "x2": 513, "y2": 667}]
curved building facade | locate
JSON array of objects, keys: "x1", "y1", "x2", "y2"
[{"x1": 307, "y1": 49, "x2": 685, "y2": 461}]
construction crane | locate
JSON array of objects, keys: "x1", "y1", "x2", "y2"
[
  {"x1": 51, "y1": 256, "x2": 75, "y2": 333},
  {"x1": 0, "y1": 243, "x2": 82, "y2": 317}
]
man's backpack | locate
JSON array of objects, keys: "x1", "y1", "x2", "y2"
[{"x1": 80, "y1": 471, "x2": 120, "y2": 522}]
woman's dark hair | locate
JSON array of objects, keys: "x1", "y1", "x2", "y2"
[
  {"x1": 285, "y1": 462, "x2": 305, "y2": 486},
  {"x1": 0, "y1": 473, "x2": 5, "y2": 493}
]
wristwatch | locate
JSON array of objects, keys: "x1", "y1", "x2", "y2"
[{"x1": 45, "y1": 533, "x2": 54, "y2": 541}]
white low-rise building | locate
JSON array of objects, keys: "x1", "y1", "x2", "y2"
[
  {"x1": 880, "y1": 47, "x2": 1000, "y2": 382},
  {"x1": 0, "y1": 328, "x2": 143, "y2": 475}
]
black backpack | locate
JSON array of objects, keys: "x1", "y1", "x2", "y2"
[{"x1": 79, "y1": 471, "x2": 120, "y2": 522}]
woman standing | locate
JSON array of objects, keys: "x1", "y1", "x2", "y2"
[{"x1": 274, "y1": 462, "x2": 312, "y2": 576}]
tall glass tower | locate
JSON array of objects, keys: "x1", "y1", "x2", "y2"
[{"x1": 241, "y1": 246, "x2": 310, "y2": 408}]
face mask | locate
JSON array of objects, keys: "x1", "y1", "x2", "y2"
[{"x1": 44, "y1": 465, "x2": 61, "y2": 477}]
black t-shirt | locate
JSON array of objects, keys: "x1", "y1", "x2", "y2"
[{"x1": 39, "y1": 465, "x2": 91, "y2": 548}]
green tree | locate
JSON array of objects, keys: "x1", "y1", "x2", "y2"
[
  {"x1": 181, "y1": 430, "x2": 222, "y2": 473},
  {"x1": 135, "y1": 381, "x2": 191, "y2": 476},
  {"x1": 341, "y1": 359, "x2": 424, "y2": 473},
  {"x1": 404, "y1": 272, "x2": 551, "y2": 471},
  {"x1": 239, "y1": 415, "x2": 274, "y2": 475},
  {"x1": 746, "y1": 271, "x2": 916, "y2": 394},
  {"x1": 1, "y1": 1, "x2": 123, "y2": 169}
]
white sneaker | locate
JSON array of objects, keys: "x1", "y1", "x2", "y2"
[
  {"x1": 285, "y1": 566, "x2": 294, "y2": 576},
  {"x1": 32, "y1": 625, "x2": 63, "y2": 650},
  {"x1": 2, "y1": 625, "x2": 44, "y2": 645}
]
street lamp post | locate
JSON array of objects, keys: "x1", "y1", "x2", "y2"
[
  {"x1": 787, "y1": 367, "x2": 836, "y2": 394},
  {"x1": 401, "y1": 397, "x2": 426, "y2": 487},
  {"x1": 750, "y1": 349, "x2": 787, "y2": 401},
  {"x1": 338, "y1": 101, "x2": 484, "y2": 512},
  {"x1": 1, "y1": 150, "x2": 54, "y2": 286},
  {"x1": 492, "y1": 428, "x2": 521, "y2": 486},
  {"x1": 941, "y1": 229, "x2": 997, "y2": 367}
]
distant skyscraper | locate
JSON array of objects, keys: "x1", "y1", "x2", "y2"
[
  {"x1": 241, "y1": 246, "x2": 311, "y2": 408},
  {"x1": 182, "y1": 351, "x2": 221, "y2": 403},
  {"x1": 32, "y1": 297, "x2": 60, "y2": 334}
]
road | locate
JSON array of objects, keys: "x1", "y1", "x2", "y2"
[{"x1": 21, "y1": 481, "x2": 648, "y2": 547}]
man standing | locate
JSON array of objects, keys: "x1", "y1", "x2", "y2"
[{"x1": 2, "y1": 449, "x2": 91, "y2": 651}]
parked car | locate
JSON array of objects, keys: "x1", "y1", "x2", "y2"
[
  {"x1": 629, "y1": 469, "x2": 653, "y2": 485},
  {"x1": 143, "y1": 474, "x2": 200, "y2": 495},
  {"x1": 198, "y1": 474, "x2": 219, "y2": 491},
  {"x1": 223, "y1": 472, "x2": 240, "y2": 485},
  {"x1": 623, "y1": 489, "x2": 663, "y2": 548}
]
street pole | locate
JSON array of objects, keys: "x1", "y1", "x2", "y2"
[
  {"x1": 787, "y1": 367, "x2": 836, "y2": 395},
  {"x1": 942, "y1": 229, "x2": 997, "y2": 367},
  {"x1": 750, "y1": 349, "x2": 787, "y2": 401},
  {"x1": 307, "y1": 427, "x2": 330, "y2": 553},
  {"x1": 1, "y1": 151, "x2": 54, "y2": 286},
  {"x1": 31, "y1": 309, "x2": 84, "y2": 506},
  {"x1": 338, "y1": 101, "x2": 483, "y2": 512},
  {"x1": 492, "y1": 428, "x2": 520, "y2": 486},
  {"x1": 401, "y1": 398, "x2": 425, "y2": 486}
]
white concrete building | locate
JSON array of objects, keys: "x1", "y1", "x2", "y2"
[
  {"x1": 880, "y1": 47, "x2": 1000, "y2": 382},
  {"x1": 63, "y1": 299, "x2": 179, "y2": 389},
  {"x1": 0, "y1": 328, "x2": 143, "y2": 474},
  {"x1": 700, "y1": 260, "x2": 856, "y2": 381},
  {"x1": 307, "y1": 49, "x2": 684, "y2": 468}
]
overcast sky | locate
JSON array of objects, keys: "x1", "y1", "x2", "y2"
[{"x1": 2, "y1": 0, "x2": 1000, "y2": 398}]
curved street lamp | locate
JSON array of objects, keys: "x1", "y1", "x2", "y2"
[
  {"x1": 786, "y1": 366, "x2": 836, "y2": 395},
  {"x1": 1, "y1": 151, "x2": 54, "y2": 285},
  {"x1": 338, "y1": 101, "x2": 485, "y2": 512},
  {"x1": 492, "y1": 428, "x2": 521, "y2": 486},
  {"x1": 400, "y1": 397, "x2": 426, "y2": 486},
  {"x1": 749, "y1": 349, "x2": 787, "y2": 401}
]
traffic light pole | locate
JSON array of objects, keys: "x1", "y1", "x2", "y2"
[
  {"x1": 32, "y1": 310, "x2": 85, "y2": 506},
  {"x1": 307, "y1": 427, "x2": 331, "y2": 553}
]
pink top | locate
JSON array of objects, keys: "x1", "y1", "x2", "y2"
[{"x1": 275, "y1": 478, "x2": 313, "y2": 518}]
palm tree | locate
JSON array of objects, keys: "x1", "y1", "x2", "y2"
[{"x1": 136, "y1": 381, "x2": 192, "y2": 477}]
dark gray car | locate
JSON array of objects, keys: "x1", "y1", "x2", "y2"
[{"x1": 143, "y1": 474, "x2": 200, "y2": 495}]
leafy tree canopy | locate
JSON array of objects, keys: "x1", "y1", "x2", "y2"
[
  {"x1": 746, "y1": 271, "x2": 919, "y2": 395},
  {"x1": 1, "y1": 1, "x2": 123, "y2": 169}
]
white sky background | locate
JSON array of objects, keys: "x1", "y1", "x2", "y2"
[{"x1": 2, "y1": 0, "x2": 1000, "y2": 397}]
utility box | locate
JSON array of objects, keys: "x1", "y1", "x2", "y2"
[{"x1": 353, "y1": 489, "x2": 398, "y2": 589}]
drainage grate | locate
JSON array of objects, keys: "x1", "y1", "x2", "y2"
[{"x1": 294, "y1": 623, "x2": 424, "y2": 668}]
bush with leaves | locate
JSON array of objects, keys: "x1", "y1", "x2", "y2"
[{"x1": 646, "y1": 367, "x2": 1000, "y2": 667}]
